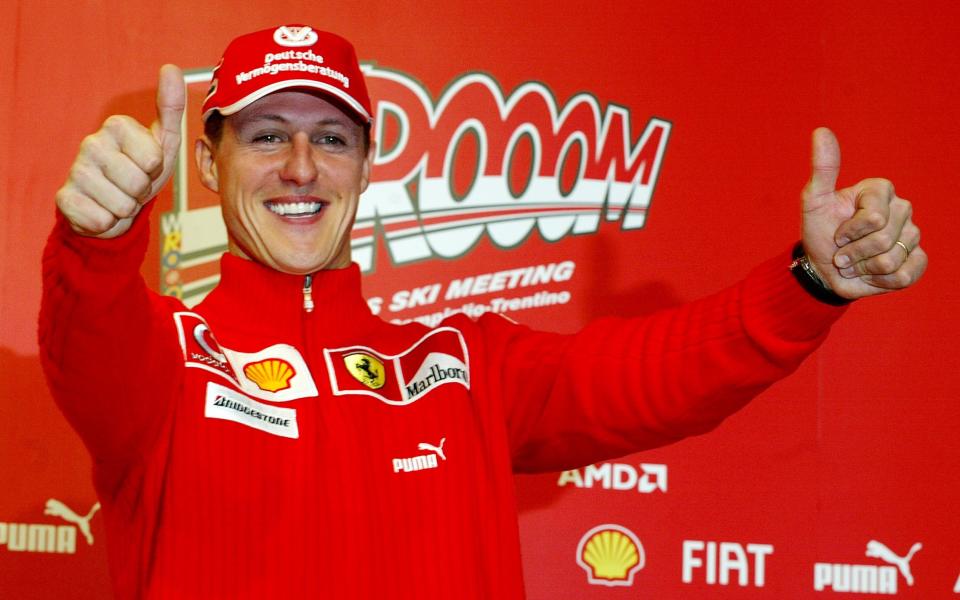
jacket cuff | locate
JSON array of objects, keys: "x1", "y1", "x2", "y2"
[
  {"x1": 741, "y1": 246, "x2": 849, "y2": 343},
  {"x1": 53, "y1": 202, "x2": 154, "y2": 275}
]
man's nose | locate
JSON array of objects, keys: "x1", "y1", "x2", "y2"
[{"x1": 279, "y1": 133, "x2": 319, "y2": 186}]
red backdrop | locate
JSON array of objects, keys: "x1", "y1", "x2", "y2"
[{"x1": 2, "y1": 2, "x2": 958, "y2": 598}]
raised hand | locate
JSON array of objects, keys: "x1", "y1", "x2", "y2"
[
  {"x1": 801, "y1": 127, "x2": 927, "y2": 299},
  {"x1": 55, "y1": 64, "x2": 185, "y2": 238}
]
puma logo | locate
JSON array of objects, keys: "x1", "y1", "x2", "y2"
[
  {"x1": 393, "y1": 437, "x2": 448, "y2": 474},
  {"x1": 417, "y1": 438, "x2": 446, "y2": 461},
  {"x1": 865, "y1": 540, "x2": 922, "y2": 586},
  {"x1": 44, "y1": 499, "x2": 101, "y2": 546}
]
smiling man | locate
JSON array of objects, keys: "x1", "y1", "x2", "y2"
[
  {"x1": 40, "y1": 24, "x2": 926, "y2": 599},
  {"x1": 198, "y1": 91, "x2": 371, "y2": 273}
]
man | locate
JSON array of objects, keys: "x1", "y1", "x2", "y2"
[{"x1": 41, "y1": 24, "x2": 925, "y2": 599}]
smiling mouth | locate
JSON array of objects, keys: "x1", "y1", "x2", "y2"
[{"x1": 264, "y1": 200, "x2": 326, "y2": 217}]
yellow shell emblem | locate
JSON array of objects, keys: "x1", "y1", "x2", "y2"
[
  {"x1": 243, "y1": 358, "x2": 296, "y2": 392},
  {"x1": 577, "y1": 525, "x2": 645, "y2": 586},
  {"x1": 344, "y1": 353, "x2": 386, "y2": 390}
]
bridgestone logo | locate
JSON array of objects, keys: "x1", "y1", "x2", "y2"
[
  {"x1": 212, "y1": 396, "x2": 292, "y2": 427},
  {"x1": 204, "y1": 382, "x2": 299, "y2": 439}
]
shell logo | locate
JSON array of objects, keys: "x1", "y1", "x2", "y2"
[
  {"x1": 575, "y1": 524, "x2": 645, "y2": 587},
  {"x1": 243, "y1": 358, "x2": 296, "y2": 393}
]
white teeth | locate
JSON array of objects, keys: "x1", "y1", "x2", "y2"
[{"x1": 267, "y1": 202, "x2": 323, "y2": 216}]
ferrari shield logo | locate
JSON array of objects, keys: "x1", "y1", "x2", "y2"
[{"x1": 344, "y1": 353, "x2": 386, "y2": 390}]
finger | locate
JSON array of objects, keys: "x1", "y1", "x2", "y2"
[
  {"x1": 68, "y1": 127, "x2": 153, "y2": 207},
  {"x1": 835, "y1": 195, "x2": 911, "y2": 270},
  {"x1": 99, "y1": 151, "x2": 155, "y2": 203},
  {"x1": 55, "y1": 189, "x2": 121, "y2": 235},
  {"x1": 153, "y1": 64, "x2": 186, "y2": 163},
  {"x1": 68, "y1": 161, "x2": 141, "y2": 219},
  {"x1": 90, "y1": 117, "x2": 163, "y2": 190},
  {"x1": 92, "y1": 115, "x2": 163, "y2": 177},
  {"x1": 834, "y1": 179, "x2": 896, "y2": 246},
  {"x1": 805, "y1": 127, "x2": 841, "y2": 198},
  {"x1": 108, "y1": 117, "x2": 163, "y2": 178},
  {"x1": 858, "y1": 245, "x2": 928, "y2": 290},
  {"x1": 839, "y1": 225, "x2": 919, "y2": 278}
]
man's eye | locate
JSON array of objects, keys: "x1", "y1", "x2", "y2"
[
  {"x1": 317, "y1": 135, "x2": 345, "y2": 145},
  {"x1": 253, "y1": 133, "x2": 284, "y2": 143}
]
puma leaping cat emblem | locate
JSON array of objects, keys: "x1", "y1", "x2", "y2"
[
  {"x1": 418, "y1": 438, "x2": 446, "y2": 461},
  {"x1": 865, "y1": 540, "x2": 922, "y2": 586},
  {"x1": 44, "y1": 499, "x2": 101, "y2": 545}
]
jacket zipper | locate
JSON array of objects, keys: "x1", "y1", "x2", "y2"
[{"x1": 303, "y1": 274, "x2": 315, "y2": 313}]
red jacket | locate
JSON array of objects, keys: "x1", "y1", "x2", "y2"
[{"x1": 39, "y1": 210, "x2": 844, "y2": 599}]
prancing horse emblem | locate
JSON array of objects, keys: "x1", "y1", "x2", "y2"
[{"x1": 344, "y1": 353, "x2": 386, "y2": 390}]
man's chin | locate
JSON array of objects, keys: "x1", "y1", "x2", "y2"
[{"x1": 270, "y1": 252, "x2": 351, "y2": 276}]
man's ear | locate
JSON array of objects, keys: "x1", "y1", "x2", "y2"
[
  {"x1": 195, "y1": 136, "x2": 219, "y2": 193},
  {"x1": 360, "y1": 139, "x2": 376, "y2": 193}
]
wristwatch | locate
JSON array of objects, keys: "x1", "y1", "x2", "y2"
[{"x1": 789, "y1": 242, "x2": 852, "y2": 306}]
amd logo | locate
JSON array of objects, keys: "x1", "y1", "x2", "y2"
[{"x1": 557, "y1": 462, "x2": 667, "y2": 493}]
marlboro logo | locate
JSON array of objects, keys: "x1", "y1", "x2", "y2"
[
  {"x1": 402, "y1": 357, "x2": 468, "y2": 400},
  {"x1": 323, "y1": 328, "x2": 470, "y2": 405}
]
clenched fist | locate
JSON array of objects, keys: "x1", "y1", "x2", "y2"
[
  {"x1": 801, "y1": 128, "x2": 927, "y2": 299},
  {"x1": 55, "y1": 64, "x2": 185, "y2": 238}
]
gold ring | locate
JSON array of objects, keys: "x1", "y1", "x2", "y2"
[{"x1": 895, "y1": 240, "x2": 910, "y2": 257}]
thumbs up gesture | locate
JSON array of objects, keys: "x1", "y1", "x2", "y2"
[
  {"x1": 801, "y1": 127, "x2": 926, "y2": 300},
  {"x1": 56, "y1": 64, "x2": 186, "y2": 238}
]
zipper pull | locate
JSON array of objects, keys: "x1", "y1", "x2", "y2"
[{"x1": 303, "y1": 274, "x2": 314, "y2": 313}]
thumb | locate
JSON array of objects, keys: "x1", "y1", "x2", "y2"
[
  {"x1": 805, "y1": 126, "x2": 841, "y2": 198},
  {"x1": 152, "y1": 64, "x2": 186, "y2": 166}
]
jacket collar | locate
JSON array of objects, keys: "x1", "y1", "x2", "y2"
[{"x1": 196, "y1": 253, "x2": 379, "y2": 343}]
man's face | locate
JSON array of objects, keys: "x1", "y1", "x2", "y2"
[{"x1": 195, "y1": 91, "x2": 373, "y2": 275}]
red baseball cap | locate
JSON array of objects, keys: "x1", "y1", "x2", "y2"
[{"x1": 201, "y1": 25, "x2": 372, "y2": 124}]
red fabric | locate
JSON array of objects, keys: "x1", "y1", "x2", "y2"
[{"x1": 39, "y1": 206, "x2": 845, "y2": 599}]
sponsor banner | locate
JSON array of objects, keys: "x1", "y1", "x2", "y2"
[
  {"x1": 174, "y1": 312, "x2": 318, "y2": 401},
  {"x1": 813, "y1": 540, "x2": 923, "y2": 595},
  {"x1": 204, "y1": 382, "x2": 300, "y2": 439},
  {"x1": 323, "y1": 327, "x2": 469, "y2": 405},
  {"x1": 682, "y1": 540, "x2": 774, "y2": 588},
  {"x1": 174, "y1": 311, "x2": 239, "y2": 379},
  {"x1": 1, "y1": 499, "x2": 100, "y2": 555},
  {"x1": 576, "y1": 524, "x2": 645, "y2": 587},
  {"x1": 224, "y1": 346, "x2": 317, "y2": 402},
  {"x1": 557, "y1": 462, "x2": 667, "y2": 493},
  {"x1": 372, "y1": 260, "x2": 577, "y2": 326},
  {"x1": 392, "y1": 437, "x2": 447, "y2": 474},
  {"x1": 354, "y1": 70, "x2": 671, "y2": 271}
]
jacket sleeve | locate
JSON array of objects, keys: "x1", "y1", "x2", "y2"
[
  {"x1": 488, "y1": 248, "x2": 847, "y2": 473},
  {"x1": 38, "y1": 207, "x2": 183, "y2": 465}
]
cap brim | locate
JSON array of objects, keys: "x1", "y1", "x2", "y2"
[{"x1": 202, "y1": 78, "x2": 372, "y2": 124}]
